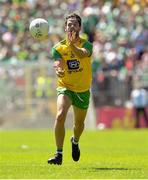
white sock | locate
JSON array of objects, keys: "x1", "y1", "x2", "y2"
[
  {"x1": 57, "y1": 149, "x2": 63, "y2": 154},
  {"x1": 73, "y1": 137, "x2": 78, "y2": 145}
]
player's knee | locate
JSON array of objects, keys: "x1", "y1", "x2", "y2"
[
  {"x1": 56, "y1": 110, "x2": 67, "y2": 123},
  {"x1": 74, "y1": 122, "x2": 84, "y2": 129}
]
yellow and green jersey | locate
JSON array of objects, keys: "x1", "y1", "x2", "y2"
[{"x1": 51, "y1": 38, "x2": 93, "y2": 92}]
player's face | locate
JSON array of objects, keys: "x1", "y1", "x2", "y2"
[{"x1": 65, "y1": 18, "x2": 81, "y2": 35}]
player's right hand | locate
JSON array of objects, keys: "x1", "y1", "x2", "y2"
[
  {"x1": 54, "y1": 60, "x2": 65, "y2": 78},
  {"x1": 55, "y1": 67, "x2": 65, "y2": 78}
]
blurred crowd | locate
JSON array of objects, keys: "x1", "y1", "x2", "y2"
[
  {"x1": 0, "y1": 0, "x2": 148, "y2": 106},
  {"x1": 82, "y1": 0, "x2": 148, "y2": 105},
  {"x1": 0, "y1": 0, "x2": 82, "y2": 63}
]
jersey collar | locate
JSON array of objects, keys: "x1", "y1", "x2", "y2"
[{"x1": 65, "y1": 36, "x2": 81, "y2": 46}]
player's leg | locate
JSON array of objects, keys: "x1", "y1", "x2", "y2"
[
  {"x1": 73, "y1": 106, "x2": 87, "y2": 141},
  {"x1": 55, "y1": 94, "x2": 72, "y2": 150},
  {"x1": 135, "y1": 108, "x2": 140, "y2": 128},
  {"x1": 48, "y1": 94, "x2": 72, "y2": 165},
  {"x1": 70, "y1": 90, "x2": 90, "y2": 161},
  {"x1": 71, "y1": 106, "x2": 88, "y2": 161},
  {"x1": 143, "y1": 108, "x2": 148, "y2": 127}
]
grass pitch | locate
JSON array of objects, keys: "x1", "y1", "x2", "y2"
[{"x1": 0, "y1": 129, "x2": 148, "y2": 179}]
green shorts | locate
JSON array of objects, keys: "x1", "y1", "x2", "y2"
[{"x1": 57, "y1": 87, "x2": 90, "y2": 109}]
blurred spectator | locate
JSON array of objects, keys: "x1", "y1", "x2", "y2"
[{"x1": 131, "y1": 84, "x2": 148, "y2": 128}]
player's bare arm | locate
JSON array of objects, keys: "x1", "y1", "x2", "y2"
[
  {"x1": 68, "y1": 31, "x2": 90, "y2": 58},
  {"x1": 69, "y1": 44, "x2": 90, "y2": 58}
]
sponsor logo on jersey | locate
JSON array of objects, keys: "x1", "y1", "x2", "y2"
[{"x1": 67, "y1": 59, "x2": 80, "y2": 70}]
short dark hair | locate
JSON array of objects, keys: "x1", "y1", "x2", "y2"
[{"x1": 65, "y1": 13, "x2": 81, "y2": 27}]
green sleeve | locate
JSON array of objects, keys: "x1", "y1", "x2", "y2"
[
  {"x1": 83, "y1": 41, "x2": 93, "y2": 56},
  {"x1": 51, "y1": 47, "x2": 62, "y2": 60}
]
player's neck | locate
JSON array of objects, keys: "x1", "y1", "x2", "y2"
[{"x1": 66, "y1": 35, "x2": 80, "y2": 45}]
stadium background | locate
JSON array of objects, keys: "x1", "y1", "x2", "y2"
[{"x1": 0, "y1": 0, "x2": 148, "y2": 129}]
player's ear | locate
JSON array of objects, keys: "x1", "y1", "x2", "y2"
[
  {"x1": 64, "y1": 26, "x2": 67, "y2": 32},
  {"x1": 64, "y1": 22, "x2": 67, "y2": 32}
]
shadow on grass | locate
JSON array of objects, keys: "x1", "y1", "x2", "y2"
[
  {"x1": 82, "y1": 167, "x2": 137, "y2": 171},
  {"x1": 91, "y1": 167, "x2": 129, "y2": 171}
]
